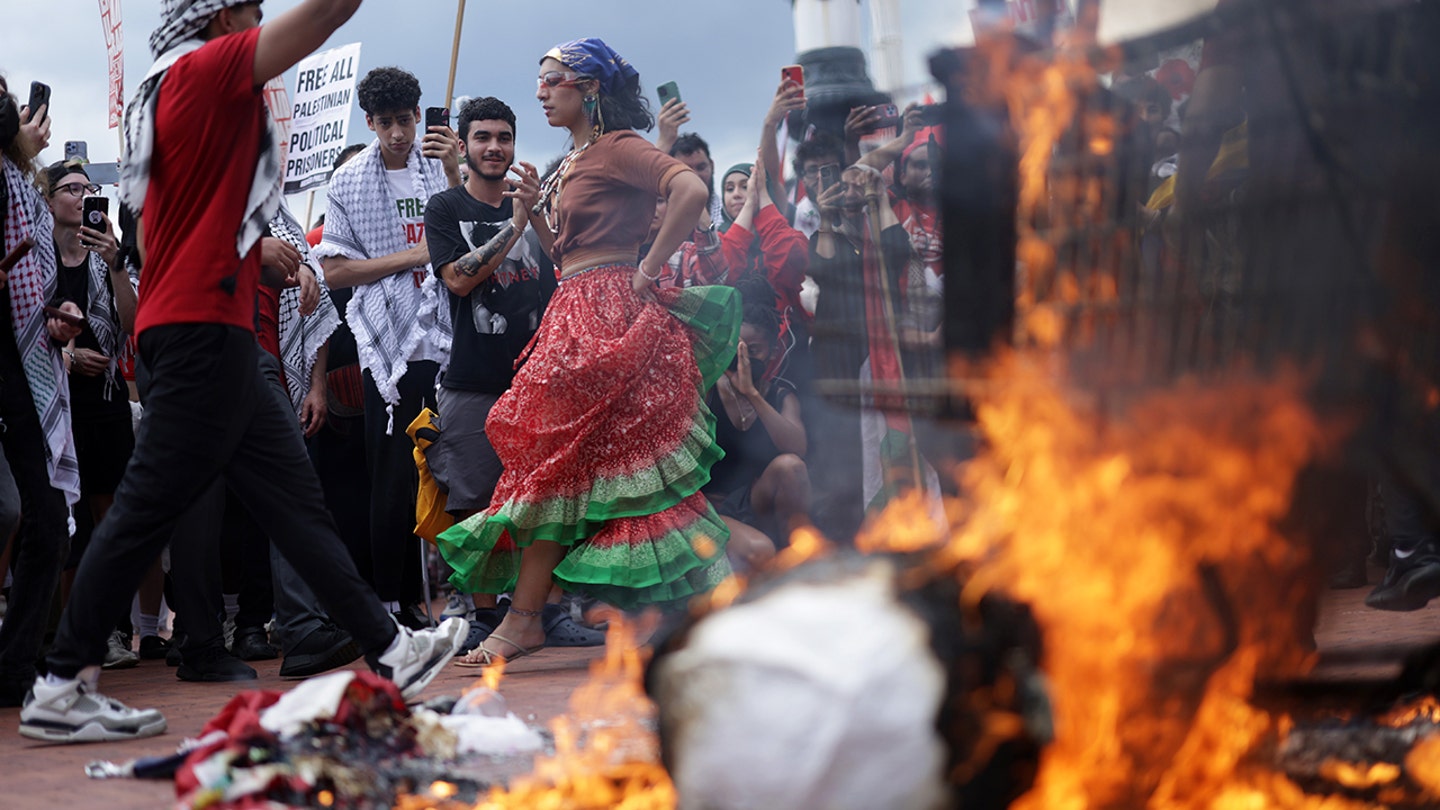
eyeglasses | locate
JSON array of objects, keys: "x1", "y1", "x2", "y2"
[
  {"x1": 537, "y1": 71, "x2": 584, "y2": 89},
  {"x1": 54, "y1": 182, "x2": 101, "y2": 197}
]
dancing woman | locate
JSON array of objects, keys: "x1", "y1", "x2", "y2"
[{"x1": 438, "y1": 38, "x2": 740, "y2": 665}]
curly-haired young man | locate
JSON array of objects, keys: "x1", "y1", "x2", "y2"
[{"x1": 315, "y1": 66, "x2": 460, "y2": 630}]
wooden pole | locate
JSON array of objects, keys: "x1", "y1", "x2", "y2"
[
  {"x1": 303, "y1": 189, "x2": 316, "y2": 230},
  {"x1": 444, "y1": 0, "x2": 467, "y2": 109}
]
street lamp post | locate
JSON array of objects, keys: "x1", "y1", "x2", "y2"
[{"x1": 790, "y1": 0, "x2": 888, "y2": 139}]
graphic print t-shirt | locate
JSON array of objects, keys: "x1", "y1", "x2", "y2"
[
  {"x1": 425, "y1": 185, "x2": 555, "y2": 393},
  {"x1": 384, "y1": 166, "x2": 443, "y2": 363}
]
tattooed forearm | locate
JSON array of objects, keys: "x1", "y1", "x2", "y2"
[
  {"x1": 454, "y1": 221, "x2": 517, "y2": 278},
  {"x1": 455, "y1": 251, "x2": 483, "y2": 277},
  {"x1": 476, "y1": 221, "x2": 517, "y2": 265}
]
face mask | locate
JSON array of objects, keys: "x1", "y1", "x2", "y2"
[{"x1": 0, "y1": 95, "x2": 19, "y2": 151}]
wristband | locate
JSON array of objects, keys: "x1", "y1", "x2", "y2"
[{"x1": 638, "y1": 263, "x2": 663, "y2": 282}]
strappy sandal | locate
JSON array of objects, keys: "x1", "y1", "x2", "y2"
[{"x1": 452, "y1": 632, "x2": 544, "y2": 668}]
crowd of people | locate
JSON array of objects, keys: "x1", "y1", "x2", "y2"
[{"x1": 0, "y1": 0, "x2": 948, "y2": 745}]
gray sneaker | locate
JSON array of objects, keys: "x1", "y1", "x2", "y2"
[
  {"x1": 440, "y1": 591, "x2": 475, "y2": 622},
  {"x1": 371, "y1": 617, "x2": 466, "y2": 701},
  {"x1": 19, "y1": 676, "x2": 166, "y2": 743},
  {"x1": 101, "y1": 630, "x2": 140, "y2": 670}
]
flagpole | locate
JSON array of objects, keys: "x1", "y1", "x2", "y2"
[{"x1": 444, "y1": 0, "x2": 467, "y2": 109}]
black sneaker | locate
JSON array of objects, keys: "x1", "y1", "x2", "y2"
[
  {"x1": 138, "y1": 635, "x2": 171, "y2": 661},
  {"x1": 392, "y1": 604, "x2": 437, "y2": 631},
  {"x1": 1366, "y1": 544, "x2": 1440, "y2": 611},
  {"x1": 279, "y1": 624, "x2": 361, "y2": 678},
  {"x1": 177, "y1": 645, "x2": 258, "y2": 682},
  {"x1": 230, "y1": 626, "x2": 279, "y2": 661}
]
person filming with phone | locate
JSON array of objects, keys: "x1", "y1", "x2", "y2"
[{"x1": 0, "y1": 75, "x2": 85, "y2": 710}]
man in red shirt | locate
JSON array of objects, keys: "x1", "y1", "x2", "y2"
[{"x1": 20, "y1": 0, "x2": 465, "y2": 744}]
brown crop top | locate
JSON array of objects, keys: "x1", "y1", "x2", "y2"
[{"x1": 546, "y1": 130, "x2": 692, "y2": 272}]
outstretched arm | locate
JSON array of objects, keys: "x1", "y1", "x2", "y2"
[
  {"x1": 857, "y1": 104, "x2": 922, "y2": 172},
  {"x1": 253, "y1": 0, "x2": 362, "y2": 87}
]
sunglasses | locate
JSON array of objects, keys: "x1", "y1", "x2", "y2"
[
  {"x1": 537, "y1": 70, "x2": 584, "y2": 89},
  {"x1": 54, "y1": 182, "x2": 101, "y2": 197}
]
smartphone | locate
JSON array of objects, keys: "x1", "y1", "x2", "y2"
[
  {"x1": 819, "y1": 164, "x2": 839, "y2": 193},
  {"x1": 656, "y1": 81, "x2": 681, "y2": 107},
  {"x1": 916, "y1": 103, "x2": 945, "y2": 127},
  {"x1": 425, "y1": 106, "x2": 449, "y2": 131},
  {"x1": 780, "y1": 65, "x2": 805, "y2": 102},
  {"x1": 64, "y1": 140, "x2": 88, "y2": 162},
  {"x1": 26, "y1": 81, "x2": 50, "y2": 121},
  {"x1": 43, "y1": 305, "x2": 87, "y2": 327},
  {"x1": 83, "y1": 196, "x2": 109, "y2": 230}
]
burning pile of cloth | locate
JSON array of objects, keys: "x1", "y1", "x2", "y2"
[{"x1": 87, "y1": 670, "x2": 543, "y2": 809}]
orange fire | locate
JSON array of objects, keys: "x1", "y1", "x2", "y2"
[
  {"x1": 855, "y1": 347, "x2": 1397, "y2": 808},
  {"x1": 471, "y1": 615, "x2": 675, "y2": 810}
]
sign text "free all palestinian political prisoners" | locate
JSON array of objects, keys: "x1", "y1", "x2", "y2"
[{"x1": 283, "y1": 43, "x2": 361, "y2": 195}]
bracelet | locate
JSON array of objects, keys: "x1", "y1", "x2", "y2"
[{"x1": 638, "y1": 263, "x2": 663, "y2": 282}]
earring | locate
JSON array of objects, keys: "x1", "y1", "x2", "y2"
[{"x1": 584, "y1": 94, "x2": 602, "y2": 142}]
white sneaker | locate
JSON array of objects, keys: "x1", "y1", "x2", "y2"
[
  {"x1": 19, "y1": 676, "x2": 166, "y2": 743},
  {"x1": 440, "y1": 592, "x2": 474, "y2": 622},
  {"x1": 372, "y1": 617, "x2": 466, "y2": 701},
  {"x1": 101, "y1": 630, "x2": 140, "y2": 670}
]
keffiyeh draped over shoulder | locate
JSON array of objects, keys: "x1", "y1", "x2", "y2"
[
  {"x1": 2, "y1": 158, "x2": 80, "y2": 511},
  {"x1": 121, "y1": 0, "x2": 282, "y2": 261},
  {"x1": 312, "y1": 141, "x2": 451, "y2": 430},
  {"x1": 268, "y1": 204, "x2": 341, "y2": 411}
]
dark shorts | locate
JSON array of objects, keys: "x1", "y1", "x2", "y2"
[{"x1": 429, "y1": 387, "x2": 503, "y2": 514}]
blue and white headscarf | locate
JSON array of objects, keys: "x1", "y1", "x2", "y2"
[{"x1": 543, "y1": 38, "x2": 639, "y2": 97}]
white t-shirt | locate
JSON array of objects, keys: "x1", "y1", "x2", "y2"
[{"x1": 385, "y1": 167, "x2": 445, "y2": 364}]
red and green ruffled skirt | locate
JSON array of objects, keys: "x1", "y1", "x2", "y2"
[{"x1": 435, "y1": 265, "x2": 741, "y2": 610}]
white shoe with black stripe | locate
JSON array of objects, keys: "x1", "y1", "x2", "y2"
[
  {"x1": 371, "y1": 616, "x2": 467, "y2": 701},
  {"x1": 19, "y1": 675, "x2": 166, "y2": 743}
]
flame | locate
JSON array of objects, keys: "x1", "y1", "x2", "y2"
[
  {"x1": 472, "y1": 615, "x2": 675, "y2": 809},
  {"x1": 860, "y1": 350, "x2": 1374, "y2": 807},
  {"x1": 1404, "y1": 735, "x2": 1440, "y2": 797},
  {"x1": 771, "y1": 524, "x2": 832, "y2": 570},
  {"x1": 479, "y1": 659, "x2": 505, "y2": 693}
]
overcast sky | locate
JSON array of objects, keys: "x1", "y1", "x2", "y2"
[{"x1": 4, "y1": 0, "x2": 973, "y2": 222}]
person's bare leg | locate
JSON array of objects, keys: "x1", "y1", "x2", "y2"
[
  {"x1": 722, "y1": 516, "x2": 776, "y2": 574},
  {"x1": 480, "y1": 539, "x2": 565, "y2": 656},
  {"x1": 750, "y1": 454, "x2": 813, "y2": 538}
]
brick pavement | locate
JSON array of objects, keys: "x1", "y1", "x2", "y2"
[{"x1": 1, "y1": 586, "x2": 1436, "y2": 808}]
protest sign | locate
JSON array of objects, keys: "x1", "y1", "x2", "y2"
[{"x1": 283, "y1": 42, "x2": 361, "y2": 194}]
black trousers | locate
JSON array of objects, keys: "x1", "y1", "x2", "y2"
[
  {"x1": 0, "y1": 340, "x2": 63, "y2": 691},
  {"x1": 47, "y1": 324, "x2": 395, "y2": 677},
  {"x1": 361, "y1": 363, "x2": 436, "y2": 605}
]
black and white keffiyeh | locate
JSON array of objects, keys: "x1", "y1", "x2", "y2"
[
  {"x1": 268, "y1": 204, "x2": 341, "y2": 411},
  {"x1": 121, "y1": 0, "x2": 282, "y2": 262},
  {"x1": 3, "y1": 157, "x2": 80, "y2": 513},
  {"x1": 81, "y1": 250, "x2": 128, "y2": 402},
  {"x1": 313, "y1": 141, "x2": 452, "y2": 432}
]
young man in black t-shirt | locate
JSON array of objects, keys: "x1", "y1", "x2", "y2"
[{"x1": 424, "y1": 97, "x2": 544, "y2": 627}]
